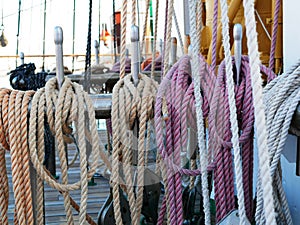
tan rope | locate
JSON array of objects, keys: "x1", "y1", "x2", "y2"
[
  {"x1": 20, "y1": 91, "x2": 35, "y2": 225},
  {"x1": 151, "y1": 0, "x2": 160, "y2": 79},
  {"x1": 9, "y1": 91, "x2": 26, "y2": 225},
  {"x1": 120, "y1": 0, "x2": 128, "y2": 79},
  {"x1": 163, "y1": 0, "x2": 174, "y2": 77},
  {"x1": 131, "y1": 0, "x2": 137, "y2": 26},
  {"x1": 141, "y1": 0, "x2": 151, "y2": 54},
  {"x1": 0, "y1": 89, "x2": 34, "y2": 225},
  {"x1": 28, "y1": 77, "x2": 109, "y2": 224},
  {"x1": 0, "y1": 88, "x2": 10, "y2": 225},
  {"x1": 111, "y1": 74, "x2": 158, "y2": 225}
]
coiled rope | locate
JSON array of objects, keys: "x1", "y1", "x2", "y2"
[
  {"x1": 254, "y1": 62, "x2": 300, "y2": 225},
  {"x1": 111, "y1": 74, "x2": 158, "y2": 225},
  {"x1": 28, "y1": 76, "x2": 110, "y2": 225},
  {"x1": 0, "y1": 89, "x2": 35, "y2": 225}
]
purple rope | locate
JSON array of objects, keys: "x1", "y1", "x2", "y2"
[
  {"x1": 269, "y1": 0, "x2": 281, "y2": 71},
  {"x1": 111, "y1": 58, "x2": 131, "y2": 73},
  {"x1": 142, "y1": 55, "x2": 162, "y2": 71},
  {"x1": 209, "y1": 56, "x2": 276, "y2": 222},
  {"x1": 211, "y1": 0, "x2": 219, "y2": 71},
  {"x1": 154, "y1": 54, "x2": 277, "y2": 223}
]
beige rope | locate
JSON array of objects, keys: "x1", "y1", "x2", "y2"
[
  {"x1": 0, "y1": 89, "x2": 35, "y2": 225},
  {"x1": 0, "y1": 88, "x2": 10, "y2": 225},
  {"x1": 20, "y1": 91, "x2": 35, "y2": 225},
  {"x1": 111, "y1": 74, "x2": 158, "y2": 225},
  {"x1": 131, "y1": 0, "x2": 137, "y2": 26},
  {"x1": 163, "y1": 0, "x2": 175, "y2": 77},
  {"x1": 29, "y1": 77, "x2": 108, "y2": 224},
  {"x1": 141, "y1": 0, "x2": 151, "y2": 55},
  {"x1": 151, "y1": 0, "x2": 160, "y2": 79},
  {"x1": 120, "y1": 0, "x2": 128, "y2": 79}
]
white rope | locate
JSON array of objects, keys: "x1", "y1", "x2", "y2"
[
  {"x1": 219, "y1": 0, "x2": 248, "y2": 224},
  {"x1": 254, "y1": 64, "x2": 300, "y2": 224},
  {"x1": 172, "y1": 5, "x2": 184, "y2": 55},
  {"x1": 188, "y1": 0, "x2": 210, "y2": 224},
  {"x1": 242, "y1": 0, "x2": 276, "y2": 224}
]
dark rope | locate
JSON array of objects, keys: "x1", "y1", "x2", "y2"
[
  {"x1": 84, "y1": 0, "x2": 92, "y2": 93},
  {"x1": 42, "y1": 0, "x2": 47, "y2": 71},
  {"x1": 112, "y1": 0, "x2": 117, "y2": 63},
  {"x1": 16, "y1": 0, "x2": 21, "y2": 67},
  {"x1": 8, "y1": 63, "x2": 47, "y2": 91},
  {"x1": 72, "y1": 0, "x2": 76, "y2": 73}
]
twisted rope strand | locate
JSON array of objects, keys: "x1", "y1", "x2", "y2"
[
  {"x1": 120, "y1": 0, "x2": 128, "y2": 79},
  {"x1": 219, "y1": 0, "x2": 247, "y2": 223},
  {"x1": 268, "y1": 0, "x2": 281, "y2": 70},
  {"x1": 188, "y1": 0, "x2": 211, "y2": 224},
  {"x1": 242, "y1": 0, "x2": 276, "y2": 224}
]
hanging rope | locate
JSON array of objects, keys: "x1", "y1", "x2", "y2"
[
  {"x1": 28, "y1": 77, "x2": 110, "y2": 225},
  {"x1": 111, "y1": 74, "x2": 158, "y2": 225},
  {"x1": 172, "y1": 6, "x2": 184, "y2": 55},
  {"x1": 187, "y1": 0, "x2": 211, "y2": 224},
  {"x1": 84, "y1": 0, "x2": 92, "y2": 93},
  {"x1": 219, "y1": 0, "x2": 249, "y2": 223},
  {"x1": 268, "y1": 0, "x2": 281, "y2": 71},
  {"x1": 242, "y1": 0, "x2": 276, "y2": 224},
  {"x1": 254, "y1": 62, "x2": 300, "y2": 224},
  {"x1": 163, "y1": 0, "x2": 174, "y2": 77},
  {"x1": 0, "y1": 89, "x2": 35, "y2": 225},
  {"x1": 119, "y1": 0, "x2": 128, "y2": 79},
  {"x1": 141, "y1": 0, "x2": 150, "y2": 54},
  {"x1": 211, "y1": 0, "x2": 218, "y2": 71}
]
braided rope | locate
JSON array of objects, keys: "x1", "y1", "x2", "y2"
[
  {"x1": 0, "y1": 89, "x2": 34, "y2": 225},
  {"x1": 188, "y1": 0, "x2": 211, "y2": 224},
  {"x1": 196, "y1": 0, "x2": 202, "y2": 55},
  {"x1": 219, "y1": 0, "x2": 247, "y2": 223},
  {"x1": 211, "y1": 0, "x2": 218, "y2": 71},
  {"x1": 84, "y1": 0, "x2": 92, "y2": 92},
  {"x1": 111, "y1": 74, "x2": 158, "y2": 225},
  {"x1": 9, "y1": 90, "x2": 27, "y2": 225},
  {"x1": 151, "y1": 0, "x2": 159, "y2": 79},
  {"x1": 255, "y1": 64, "x2": 300, "y2": 224},
  {"x1": 36, "y1": 90, "x2": 46, "y2": 225},
  {"x1": 120, "y1": 0, "x2": 128, "y2": 79},
  {"x1": 131, "y1": 0, "x2": 136, "y2": 26},
  {"x1": 163, "y1": 0, "x2": 174, "y2": 77},
  {"x1": 242, "y1": 0, "x2": 276, "y2": 224},
  {"x1": 141, "y1": 0, "x2": 151, "y2": 54},
  {"x1": 28, "y1": 77, "x2": 105, "y2": 224},
  {"x1": 172, "y1": 6, "x2": 184, "y2": 54},
  {"x1": 268, "y1": 0, "x2": 281, "y2": 70}
]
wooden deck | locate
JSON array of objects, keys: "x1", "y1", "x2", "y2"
[{"x1": 5, "y1": 130, "x2": 111, "y2": 225}]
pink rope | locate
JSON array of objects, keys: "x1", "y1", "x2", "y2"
[
  {"x1": 155, "y1": 54, "x2": 276, "y2": 223},
  {"x1": 268, "y1": 0, "x2": 281, "y2": 70},
  {"x1": 209, "y1": 56, "x2": 276, "y2": 222}
]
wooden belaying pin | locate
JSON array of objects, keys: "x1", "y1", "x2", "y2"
[
  {"x1": 54, "y1": 26, "x2": 65, "y2": 89},
  {"x1": 171, "y1": 37, "x2": 177, "y2": 66},
  {"x1": 233, "y1": 23, "x2": 242, "y2": 85}
]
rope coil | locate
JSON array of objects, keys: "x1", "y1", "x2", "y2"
[{"x1": 111, "y1": 73, "x2": 158, "y2": 225}]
